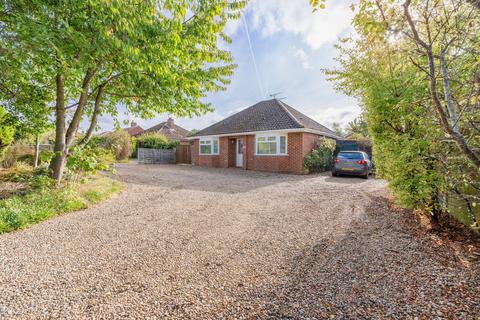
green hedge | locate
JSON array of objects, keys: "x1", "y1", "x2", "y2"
[
  {"x1": 304, "y1": 139, "x2": 336, "y2": 173},
  {"x1": 132, "y1": 133, "x2": 179, "y2": 158}
]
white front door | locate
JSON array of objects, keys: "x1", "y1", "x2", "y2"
[{"x1": 236, "y1": 139, "x2": 244, "y2": 167}]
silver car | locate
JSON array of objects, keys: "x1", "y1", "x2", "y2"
[{"x1": 332, "y1": 151, "x2": 372, "y2": 179}]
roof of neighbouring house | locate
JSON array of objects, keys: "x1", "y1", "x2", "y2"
[
  {"x1": 144, "y1": 120, "x2": 191, "y2": 141},
  {"x1": 124, "y1": 125, "x2": 144, "y2": 137},
  {"x1": 193, "y1": 99, "x2": 338, "y2": 138}
]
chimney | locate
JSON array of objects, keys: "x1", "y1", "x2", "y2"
[
  {"x1": 167, "y1": 117, "x2": 174, "y2": 128},
  {"x1": 131, "y1": 120, "x2": 137, "y2": 127}
]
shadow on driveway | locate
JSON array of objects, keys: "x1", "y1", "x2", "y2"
[
  {"x1": 248, "y1": 195, "x2": 480, "y2": 319},
  {"x1": 114, "y1": 163, "x2": 326, "y2": 194}
]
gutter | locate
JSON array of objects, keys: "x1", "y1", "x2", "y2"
[{"x1": 189, "y1": 128, "x2": 341, "y2": 140}]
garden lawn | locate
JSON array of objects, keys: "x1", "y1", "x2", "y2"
[{"x1": 0, "y1": 175, "x2": 122, "y2": 234}]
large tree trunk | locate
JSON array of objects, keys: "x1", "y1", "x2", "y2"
[{"x1": 49, "y1": 73, "x2": 67, "y2": 182}]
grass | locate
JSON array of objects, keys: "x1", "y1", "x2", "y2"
[{"x1": 0, "y1": 175, "x2": 122, "y2": 234}]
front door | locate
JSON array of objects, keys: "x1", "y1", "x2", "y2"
[{"x1": 236, "y1": 139, "x2": 244, "y2": 167}]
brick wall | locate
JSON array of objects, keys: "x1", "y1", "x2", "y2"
[
  {"x1": 302, "y1": 132, "x2": 323, "y2": 157},
  {"x1": 245, "y1": 132, "x2": 317, "y2": 174},
  {"x1": 192, "y1": 132, "x2": 324, "y2": 174},
  {"x1": 192, "y1": 137, "x2": 229, "y2": 168}
]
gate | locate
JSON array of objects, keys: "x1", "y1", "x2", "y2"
[{"x1": 176, "y1": 144, "x2": 191, "y2": 164}]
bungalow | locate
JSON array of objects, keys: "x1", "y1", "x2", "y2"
[
  {"x1": 190, "y1": 99, "x2": 340, "y2": 174},
  {"x1": 123, "y1": 121, "x2": 144, "y2": 137},
  {"x1": 144, "y1": 117, "x2": 191, "y2": 141}
]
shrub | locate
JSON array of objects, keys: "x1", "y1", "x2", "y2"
[
  {"x1": 92, "y1": 130, "x2": 133, "y2": 161},
  {"x1": 66, "y1": 145, "x2": 113, "y2": 182},
  {"x1": 0, "y1": 161, "x2": 33, "y2": 182},
  {"x1": 0, "y1": 107, "x2": 14, "y2": 149},
  {"x1": 1, "y1": 142, "x2": 34, "y2": 168},
  {"x1": 304, "y1": 139, "x2": 336, "y2": 173},
  {"x1": 39, "y1": 150, "x2": 54, "y2": 165},
  {"x1": 133, "y1": 133, "x2": 179, "y2": 156}
]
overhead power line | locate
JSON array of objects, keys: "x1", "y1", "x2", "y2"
[{"x1": 242, "y1": 13, "x2": 265, "y2": 99}]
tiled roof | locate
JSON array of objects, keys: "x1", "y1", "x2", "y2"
[
  {"x1": 124, "y1": 125, "x2": 144, "y2": 136},
  {"x1": 144, "y1": 122, "x2": 190, "y2": 141},
  {"x1": 194, "y1": 99, "x2": 338, "y2": 138}
]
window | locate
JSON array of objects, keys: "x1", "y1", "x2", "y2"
[
  {"x1": 200, "y1": 137, "x2": 219, "y2": 155},
  {"x1": 255, "y1": 134, "x2": 287, "y2": 155},
  {"x1": 338, "y1": 152, "x2": 363, "y2": 160}
]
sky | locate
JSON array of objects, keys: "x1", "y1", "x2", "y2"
[{"x1": 96, "y1": 0, "x2": 360, "y2": 132}]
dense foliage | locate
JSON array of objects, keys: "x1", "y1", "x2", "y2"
[
  {"x1": 304, "y1": 139, "x2": 336, "y2": 173},
  {"x1": 135, "y1": 133, "x2": 179, "y2": 150},
  {"x1": 92, "y1": 131, "x2": 133, "y2": 161},
  {"x1": 0, "y1": 107, "x2": 14, "y2": 149},
  {"x1": 0, "y1": 0, "x2": 245, "y2": 181},
  {"x1": 324, "y1": 0, "x2": 479, "y2": 228}
]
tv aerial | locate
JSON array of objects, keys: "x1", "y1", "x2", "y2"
[{"x1": 269, "y1": 92, "x2": 286, "y2": 100}]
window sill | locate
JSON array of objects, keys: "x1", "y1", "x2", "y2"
[{"x1": 254, "y1": 154, "x2": 289, "y2": 156}]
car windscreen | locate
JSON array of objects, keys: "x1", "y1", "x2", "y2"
[{"x1": 337, "y1": 152, "x2": 363, "y2": 160}]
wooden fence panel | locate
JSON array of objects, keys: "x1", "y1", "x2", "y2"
[{"x1": 137, "y1": 148, "x2": 176, "y2": 164}]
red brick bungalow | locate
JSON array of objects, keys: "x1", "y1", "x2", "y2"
[{"x1": 190, "y1": 99, "x2": 340, "y2": 174}]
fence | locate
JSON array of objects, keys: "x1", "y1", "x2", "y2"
[{"x1": 137, "y1": 148, "x2": 176, "y2": 164}]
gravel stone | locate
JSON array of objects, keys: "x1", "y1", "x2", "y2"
[{"x1": 0, "y1": 163, "x2": 478, "y2": 319}]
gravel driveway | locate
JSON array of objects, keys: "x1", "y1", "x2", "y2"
[{"x1": 0, "y1": 164, "x2": 478, "y2": 319}]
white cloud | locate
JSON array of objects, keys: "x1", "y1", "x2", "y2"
[
  {"x1": 244, "y1": 0, "x2": 353, "y2": 50},
  {"x1": 304, "y1": 104, "x2": 361, "y2": 129},
  {"x1": 224, "y1": 17, "x2": 242, "y2": 37},
  {"x1": 293, "y1": 47, "x2": 311, "y2": 69}
]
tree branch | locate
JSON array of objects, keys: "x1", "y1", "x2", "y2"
[
  {"x1": 403, "y1": 0, "x2": 480, "y2": 168},
  {"x1": 65, "y1": 67, "x2": 95, "y2": 147},
  {"x1": 80, "y1": 83, "x2": 106, "y2": 146}
]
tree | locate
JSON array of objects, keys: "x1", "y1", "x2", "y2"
[
  {"x1": 322, "y1": 0, "x2": 479, "y2": 226},
  {"x1": 331, "y1": 122, "x2": 344, "y2": 137},
  {"x1": 345, "y1": 116, "x2": 369, "y2": 139},
  {"x1": 403, "y1": 0, "x2": 480, "y2": 168},
  {"x1": 187, "y1": 129, "x2": 199, "y2": 137},
  {"x1": 1, "y1": 0, "x2": 245, "y2": 182}
]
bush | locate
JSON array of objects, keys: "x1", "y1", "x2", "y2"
[
  {"x1": 304, "y1": 139, "x2": 336, "y2": 173},
  {"x1": 0, "y1": 161, "x2": 33, "y2": 182},
  {"x1": 133, "y1": 133, "x2": 179, "y2": 157},
  {"x1": 0, "y1": 107, "x2": 14, "y2": 149},
  {"x1": 92, "y1": 130, "x2": 133, "y2": 161},
  {"x1": 1, "y1": 142, "x2": 34, "y2": 168},
  {"x1": 66, "y1": 145, "x2": 113, "y2": 182}
]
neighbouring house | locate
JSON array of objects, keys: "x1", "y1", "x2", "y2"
[
  {"x1": 123, "y1": 121, "x2": 145, "y2": 137},
  {"x1": 144, "y1": 117, "x2": 191, "y2": 141},
  {"x1": 190, "y1": 99, "x2": 340, "y2": 174}
]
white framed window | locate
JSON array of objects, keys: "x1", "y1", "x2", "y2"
[
  {"x1": 199, "y1": 137, "x2": 219, "y2": 155},
  {"x1": 255, "y1": 134, "x2": 287, "y2": 155}
]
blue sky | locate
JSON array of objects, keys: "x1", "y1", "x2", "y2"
[{"x1": 97, "y1": 0, "x2": 359, "y2": 132}]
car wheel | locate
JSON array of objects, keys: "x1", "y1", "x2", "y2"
[
  {"x1": 362, "y1": 173, "x2": 369, "y2": 179},
  {"x1": 332, "y1": 171, "x2": 337, "y2": 177}
]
